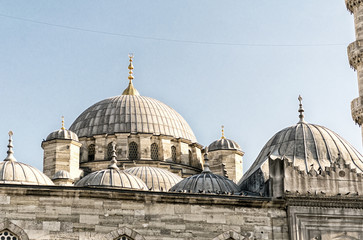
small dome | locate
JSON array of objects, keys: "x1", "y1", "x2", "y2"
[
  {"x1": 75, "y1": 168, "x2": 147, "y2": 190},
  {"x1": 52, "y1": 170, "x2": 71, "y2": 180},
  {"x1": 1, "y1": 131, "x2": 54, "y2": 185},
  {"x1": 125, "y1": 166, "x2": 182, "y2": 192},
  {"x1": 46, "y1": 129, "x2": 79, "y2": 141},
  {"x1": 0, "y1": 161, "x2": 54, "y2": 185},
  {"x1": 208, "y1": 138, "x2": 242, "y2": 152},
  {"x1": 169, "y1": 155, "x2": 239, "y2": 194}
]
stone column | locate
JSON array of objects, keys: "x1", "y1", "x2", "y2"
[{"x1": 346, "y1": 0, "x2": 363, "y2": 145}]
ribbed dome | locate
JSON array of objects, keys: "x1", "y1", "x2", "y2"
[
  {"x1": 208, "y1": 138, "x2": 242, "y2": 152},
  {"x1": 69, "y1": 95, "x2": 197, "y2": 142},
  {"x1": 75, "y1": 168, "x2": 148, "y2": 190},
  {"x1": 125, "y1": 166, "x2": 182, "y2": 192},
  {"x1": 242, "y1": 121, "x2": 363, "y2": 182},
  {"x1": 0, "y1": 161, "x2": 54, "y2": 185},
  {"x1": 170, "y1": 155, "x2": 239, "y2": 194},
  {"x1": 46, "y1": 129, "x2": 79, "y2": 141},
  {"x1": 169, "y1": 172, "x2": 239, "y2": 194}
]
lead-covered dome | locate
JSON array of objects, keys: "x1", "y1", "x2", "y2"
[
  {"x1": 242, "y1": 122, "x2": 363, "y2": 183},
  {"x1": 1, "y1": 132, "x2": 54, "y2": 185},
  {"x1": 46, "y1": 129, "x2": 78, "y2": 141},
  {"x1": 125, "y1": 166, "x2": 182, "y2": 192},
  {"x1": 208, "y1": 138, "x2": 242, "y2": 152},
  {"x1": 69, "y1": 95, "x2": 197, "y2": 142},
  {"x1": 170, "y1": 155, "x2": 239, "y2": 194}
]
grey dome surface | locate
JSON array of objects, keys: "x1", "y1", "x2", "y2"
[
  {"x1": 69, "y1": 95, "x2": 197, "y2": 142},
  {"x1": 169, "y1": 172, "x2": 239, "y2": 194},
  {"x1": 0, "y1": 161, "x2": 54, "y2": 185},
  {"x1": 242, "y1": 121, "x2": 363, "y2": 182},
  {"x1": 46, "y1": 129, "x2": 79, "y2": 141},
  {"x1": 125, "y1": 166, "x2": 182, "y2": 192},
  {"x1": 208, "y1": 138, "x2": 242, "y2": 152},
  {"x1": 75, "y1": 168, "x2": 148, "y2": 190}
]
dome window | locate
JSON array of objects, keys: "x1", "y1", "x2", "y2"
[
  {"x1": 88, "y1": 144, "x2": 95, "y2": 161},
  {"x1": 150, "y1": 143, "x2": 158, "y2": 160},
  {"x1": 0, "y1": 229, "x2": 19, "y2": 240},
  {"x1": 188, "y1": 150, "x2": 192, "y2": 165},
  {"x1": 107, "y1": 142, "x2": 115, "y2": 160},
  {"x1": 171, "y1": 146, "x2": 177, "y2": 162},
  {"x1": 129, "y1": 142, "x2": 139, "y2": 160}
]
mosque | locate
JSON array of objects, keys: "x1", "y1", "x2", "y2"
[{"x1": 1, "y1": 1, "x2": 363, "y2": 239}]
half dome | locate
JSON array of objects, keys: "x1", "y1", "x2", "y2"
[
  {"x1": 242, "y1": 121, "x2": 363, "y2": 182},
  {"x1": 69, "y1": 95, "x2": 197, "y2": 142},
  {"x1": 125, "y1": 166, "x2": 182, "y2": 192}
]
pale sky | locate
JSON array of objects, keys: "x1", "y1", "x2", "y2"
[{"x1": 0, "y1": 0, "x2": 361, "y2": 172}]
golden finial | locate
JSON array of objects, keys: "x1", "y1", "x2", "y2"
[
  {"x1": 298, "y1": 95, "x2": 305, "y2": 123},
  {"x1": 221, "y1": 125, "x2": 225, "y2": 139},
  {"x1": 122, "y1": 53, "x2": 140, "y2": 96},
  {"x1": 61, "y1": 116, "x2": 65, "y2": 130}
]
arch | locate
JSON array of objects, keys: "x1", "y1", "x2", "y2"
[
  {"x1": 171, "y1": 146, "x2": 177, "y2": 162},
  {"x1": 88, "y1": 144, "x2": 95, "y2": 161},
  {"x1": 107, "y1": 142, "x2": 115, "y2": 160},
  {"x1": 102, "y1": 227, "x2": 145, "y2": 240},
  {"x1": 128, "y1": 142, "x2": 139, "y2": 160},
  {"x1": 212, "y1": 230, "x2": 253, "y2": 240},
  {"x1": 150, "y1": 143, "x2": 158, "y2": 160},
  {"x1": 0, "y1": 219, "x2": 29, "y2": 240}
]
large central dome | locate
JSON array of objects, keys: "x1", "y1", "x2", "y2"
[{"x1": 69, "y1": 95, "x2": 197, "y2": 142}]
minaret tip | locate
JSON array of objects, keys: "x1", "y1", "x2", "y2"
[
  {"x1": 4, "y1": 131, "x2": 16, "y2": 162},
  {"x1": 298, "y1": 95, "x2": 305, "y2": 123}
]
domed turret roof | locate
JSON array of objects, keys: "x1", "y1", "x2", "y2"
[
  {"x1": 241, "y1": 97, "x2": 363, "y2": 182},
  {"x1": 169, "y1": 154, "x2": 239, "y2": 194},
  {"x1": 46, "y1": 117, "x2": 79, "y2": 141},
  {"x1": 75, "y1": 142, "x2": 147, "y2": 190},
  {"x1": 69, "y1": 56, "x2": 197, "y2": 142},
  {"x1": 125, "y1": 166, "x2": 182, "y2": 192},
  {"x1": 208, "y1": 139, "x2": 242, "y2": 152},
  {"x1": 1, "y1": 132, "x2": 54, "y2": 185}
]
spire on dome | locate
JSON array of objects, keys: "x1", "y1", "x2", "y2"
[
  {"x1": 122, "y1": 53, "x2": 140, "y2": 96},
  {"x1": 61, "y1": 116, "x2": 65, "y2": 130},
  {"x1": 202, "y1": 153, "x2": 211, "y2": 173},
  {"x1": 4, "y1": 131, "x2": 16, "y2": 162},
  {"x1": 221, "y1": 125, "x2": 225, "y2": 139},
  {"x1": 298, "y1": 95, "x2": 305, "y2": 123},
  {"x1": 108, "y1": 142, "x2": 118, "y2": 169}
]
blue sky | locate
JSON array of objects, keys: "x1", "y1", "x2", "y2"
[{"x1": 0, "y1": 0, "x2": 360, "y2": 172}]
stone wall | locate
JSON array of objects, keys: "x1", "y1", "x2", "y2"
[{"x1": 0, "y1": 185, "x2": 288, "y2": 240}]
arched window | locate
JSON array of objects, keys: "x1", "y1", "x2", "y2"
[
  {"x1": 115, "y1": 236, "x2": 133, "y2": 240},
  {"x1": 171, "y1": 146, "x2": 177, "y2": 161},
  {"x1": 0, "y1": 229, "x2": 19, "y2": 240},
  {"x1": 129, "y1": 142, "x2": 138, "y2": 160},
  {"x1": 151, "y1": 143, "x2": 158, "y2": 160},
  {"x1": 107, "y1": 142, "x2": 114, "y2": 160},
  {"x1": 88, "y1": 144, "x2": 95, "y2": 161},
  {"x1": 188, "y1": 150, "x2": 192, "y2": 165}
]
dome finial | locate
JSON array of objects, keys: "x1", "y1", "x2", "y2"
[
  {"x1": 108, "y1": 142, "x2": 119, "y2": 169},
  {"x1": 221, "y1": 125, "x2": 225, "y2": 139},
  {"x1": 122, "y1": 54, "x2": 140, "y2": 96},
  {"x1": 298, "y1": 95, "x2": 305, "y2": 123},
  {"x1": 202, "y1": 153, "x2": 211, "y2": 173},
  {"x1": 4, "y1": 131, "x2": 16, "y2": 162},
  {"x1": 61, "y1": 116, "x2": 65, "y2": 130}
]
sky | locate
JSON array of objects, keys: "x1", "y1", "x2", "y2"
[{"x1": 0, "y1": 0, "x2": 361, "y2": 172}]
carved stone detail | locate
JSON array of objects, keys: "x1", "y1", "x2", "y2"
[
  {"x1": 347, "y1": 40, "x2": 363, "y2": 70},
  {"x1": 346, "y1": 0, "x2": 363, "y2": 14},
  {"x1": 351, "y1": 96, "x2": 363, "y2": 125}
]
